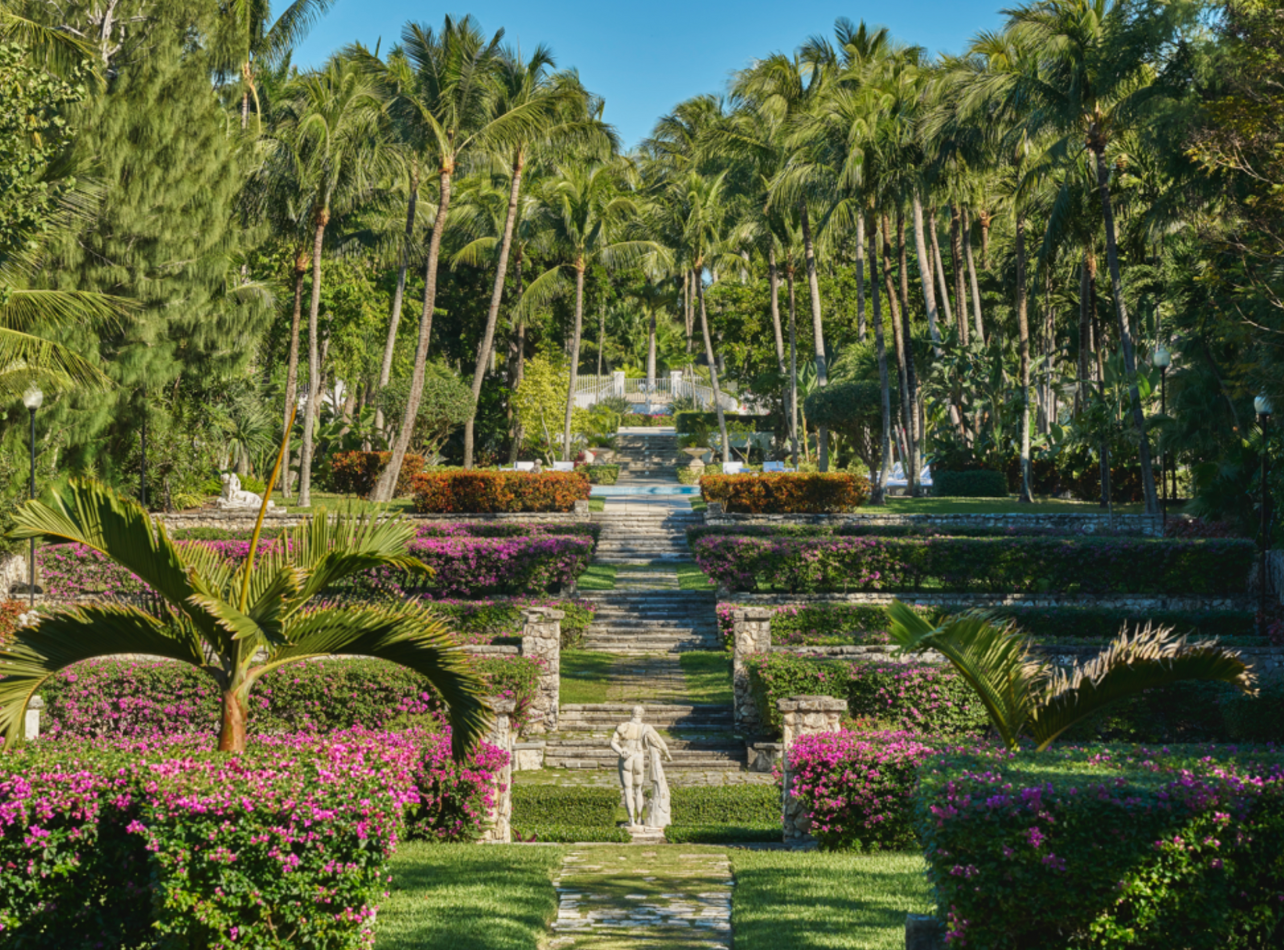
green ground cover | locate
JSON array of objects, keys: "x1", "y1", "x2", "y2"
[
  {"x1": 264, "y1": 490, "x2": 415, "y2": 514},
  {"x1": 679, "y1": 651, "x2": 733, "y2": 704},
  {"x1": 675, "y1": 561, "x2": 716, "y2": 590},
  {"x1": 689, "y1": 496, "x2": 708, "y2": 512},
  {"x1": 576, "y1": 564, "x2": 617, "y2": 591},
  {"x1": 589, "y1": 497, "x2": 606, "y2": 512},
  {"x1": 731, "y1": 850, "x2": 932, "y2": 950},
  {"x1": 560, "y1": 652, "x2": 617, "y2": 704},
  {"x1": 376, "y1": 843, "x2": 564, "y2": 950}
]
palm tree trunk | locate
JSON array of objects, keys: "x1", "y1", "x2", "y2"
[
  {"x1": 911, "y1": 192, "x2": 941, "y2": 349},
  {"x1": 964, "y1": 207, "x2": 984, "y2": 343},
  {"x1": 1078, "y1": 252, "x2": 1092, "y2": 414},
  {"x1": 897, "y1": 209, "x2": 910, "y2": 322},
  {"x1": 683, "y1": 271, "x2": 693, "y2": 353},
  {"x1": 787, "y1": 264, "x2": 799, "y2": 466},
  {"x1": 509, "y1": 249, "x2": 526, "y2": 465},
  {"x1": 695, "y1": 267, "x2": 730, "y2": 462},
  {"x1": 562, "y1": 263, "x2": 586, "y2": 460},
  {"x1": 596, "y1": 300, "x2": 605, "y2": 378},
  {"x1": 950, "y1": 204, "x2": 969, "y2": 346},
  {"x1": 373, "y1": 165, "x2": 453, "y2": 503},
  {"x1": 883, "y1": 214, "x2": 915, "y2": 491},
  {"x1": 298, "y1": 213, "x2": 328, "y2": 509},
  {"x1": 280, "y1": 252, "x2": 308, "y2": 499},
  {"x1": 464, "y1": 155, "x2": 524, "y2": 468},
  {"x1": 870, "y1": 213, "x2": 892, "y2": 504},
  {"x1": 378, "y1": 165, "x2": 419, "y2": 436},
  {"x1": 979, "y1": 208, "x2": 992, "y2": 268},
  {"x1": 799, "y1": 202, "x2": 828, "y2": 470},
  {"x1": 217, "y1": 686, "x2": 248, "y2": 753},
  {"x1": 646, "y1": 303, "x2": 657, "y2": 389},
  {"x1": 768, "y1": 245, "x2": 785, "y2": 373},
  {"x1": 1094, "y1": 149, "x2": 1159, "y2": 514},
  {"x1": 929, "y1": 207, "x2": 953, "y2": 331},
  {"x1": 1015, "y1": 214, "x2": 1033, "y2": 504},
  {"x1": 855, "y1": 215, "x2": 867, "y2": 343},
  {"x1": 1089, "y1": 252, "x2": 1111, "y2": 507}
]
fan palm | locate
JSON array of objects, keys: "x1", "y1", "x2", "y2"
[
  {"x1": 885, "y1": 600, "x2": 1255, "y2": 751},
  {"x1": 0, "y1": 480, "x2": 489, "y2": 756}
]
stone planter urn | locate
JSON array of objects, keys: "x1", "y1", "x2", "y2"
[
  {"x1": 682, "y1": 447, "x2": 712, "y2": 465},
  {"x1": 593, "y1": 449, "x2": 614, "y2": 463}
]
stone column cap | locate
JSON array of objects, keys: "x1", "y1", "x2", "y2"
[
  {"x1": 522, "y1": 607, "x2": 566, "y2": 621},
  {"x1": 733, "y1": 607, "x2": 773, "y2": 621},
  {"x1": 778, "y1": 695, "x2": 848, "y2": 713},
  {"x1": 26, "y1": 695, "x2": 44, "y2": 710},
  {"x1": 487, "y1": 697, "x2": 517, "y2": 715}
]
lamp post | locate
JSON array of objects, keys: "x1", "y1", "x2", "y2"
[
  {"x1": 1153, "y1": 346, "x2": 1171, "y2": 528},
  {"x1": 22, "y1": 385, "x2": 42, "y2": 607},
  {"x1": 1257, "y1": 392, "x2": 1274, "y2": 639}
]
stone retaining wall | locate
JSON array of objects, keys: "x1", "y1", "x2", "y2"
[
  {"x1": 154, "y1": 503, "x2": 590, "y2": 532},
  {"x1": 703, "y1": 503, "x2": 1165, "y2": 536},
  {"x1": 724, "y1": 591, "x2": 1252, "y2": 612},
  {"x1": 460, "y1": 608, "x2": 562, "y2": 736}
]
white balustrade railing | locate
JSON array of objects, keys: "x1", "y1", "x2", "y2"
[{"x1": 572, "y1": 372, "x2": 738, "y2": 412}]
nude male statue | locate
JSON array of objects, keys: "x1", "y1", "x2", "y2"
[{"x1": 609, "y1": 705, "x2": 672, "y2": 828}]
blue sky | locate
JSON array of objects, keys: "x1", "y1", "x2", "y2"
[{"x1": 287, "y1": 0, "x2": 1009, "y2": 148}]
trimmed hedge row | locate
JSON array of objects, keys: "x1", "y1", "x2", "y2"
[
  {"x1": 323, "y1": 450, "x2": 425, "y2": 497},
  {"x1": 688, "y1": 523, "x2": 1158, "y2": 542},
  {"x1": 411, "y1": 470, "x2": 591, "y2": 513},
  {"x1": 40, "y1": 655, "x2": 542, "y2": 737},
  {"x1": 510, "y1": 785, "x2": 629, "y2": 842},
  {"x1": 580, "y1": 463, "x2": 620, "y2": 484},
  {"x1": 424, "y1": 597, "x2": 596, "y2": 648},
  {"x1": 699, "y1": 473, "x2": 870, "y2": 513},
  {"x1": 917, "y1": 748, "x2": 1284, "y2": 948},
  {"x1": 0, "y1": 729, "x2": 507, "y2": 946},
  {"x1": 693, "y1": 535, "x2": 1254, "y2": 595},
  {"x1": 931, "y1": 469, "x2": 1008, "y2": 498}
]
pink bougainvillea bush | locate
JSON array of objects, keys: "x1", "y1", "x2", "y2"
[
  {"x1": 39, "y1": 655, "x2": 541, "y2": 738},
  {"x1": 915, "y1": 747, "x2": 1284, "y2": 949},
  {"x1": 0, "y1": 728, "x2": 507, "y2": 948}
]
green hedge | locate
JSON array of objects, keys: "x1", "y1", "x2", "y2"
[
  {"x1": 511, "y1": 785, "x2": 629, "y2": 842},
  {"x1": 932, "y1": 469, "x2": 1009, "y2": 497},
  {"x1": 582, "y1": 464, "x2": 620, "y2": 485},
  {"x1": 666, "y1": 785, "x2": 780, "y2": 843}
]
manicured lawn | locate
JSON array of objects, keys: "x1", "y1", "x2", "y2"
[
  {"x1": 576, "y1": 564, "x2": 616, "y2": 591},
  {"x1": 261, "y1": 490, "x2": 415, "y2": 514},
  {"x1": 589, "y1": 497, "x2": 606, "y2": 512},
  {"x1": 376, "y1": 842, "x2": 564, "y2": 950},
  {"x1": 689, "y1": 496, "x2": 707, "y2": 512},
  {"x1": 731, "y1": 850, "x2": 932, "y2": 950},
  {"x1": 679, "y1": 651, "x2": 732, "y2": 704},
  {"x1": 676, "y1": 561, "x2": 716, "y2": 590},
  {"x1": 560, "y1": 651, "x2": 618, "y2": 704},
  {"x1": 884, "y1": 496, "x2": 1144, "y2": 515}
]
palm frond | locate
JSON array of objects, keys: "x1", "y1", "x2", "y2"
[{"x1": 0, "y1": 606, "x2": 207, "y2": 747}]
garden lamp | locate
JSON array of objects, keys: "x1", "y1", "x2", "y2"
[{"x1": 22, "y1": 385, "x2": 42, "y2": 607}]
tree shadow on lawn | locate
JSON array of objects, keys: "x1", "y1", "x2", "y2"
[{"x1": 377, "y1": 843, "x2": 563, "y2": 950}]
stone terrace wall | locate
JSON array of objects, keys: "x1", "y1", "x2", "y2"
[
  {"x1": 155, "y1": 507, "x2": 590, "y2": 532},
  {"x1": 703, "y1": 504, "x2": 1164, "y2": 536},
  {"x1": 724, "y1": 591, "x2": 1253, "y2": 612}
]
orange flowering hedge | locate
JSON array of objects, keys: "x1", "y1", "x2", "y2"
[
  {"x1": 410, "y1": 470, "x2": 591, "y2": 514},
  {"x1": 699, "y1": 472, "x2": 869, "y2": 513},
  {"x1": 324, "y1": 451, "x2": 425, "y2": 498}
]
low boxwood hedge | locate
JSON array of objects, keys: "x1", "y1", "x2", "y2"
[
  {"x1": 931, "y1": 469, "x2": 1009, "y2": 498},
  {"x1": 511, "y1": 785, "x2": 628, "y2": 842}
]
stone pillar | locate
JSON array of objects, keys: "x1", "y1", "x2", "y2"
[
  {"x1": 779, "y1": 695, "x2": 848, "y2": 844},
  {"x1": 732, "y1": 608, "x2": 773, "y2": 733},
  {"x1": 572, "y1": 498, "x2": 591, "y2": 519},
  {"x1": 612, "y1": 370, "x2": 626, "y2": 398},
  {"x1": 24, "y1": 696, "x2": 43, "y2": 742},
  {"x1": 481, "y1": 696, "x2": 515, "y2": 844},
  {"x1": 520, "y1": 608, "x2": 563, "y2": 734}
]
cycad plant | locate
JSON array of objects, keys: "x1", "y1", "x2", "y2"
[
  {"x1": 0, "y1": 480, "x2": 489, "y2": 756},
  {"x1": 885, "y1": 600, "x2": 1254, "y2": 751}
]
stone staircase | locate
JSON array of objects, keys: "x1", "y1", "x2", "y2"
[
  {"x1": 589, "y1": 508, "x2": 702, "y2": 563},
  {"x1": 548, "y1": 703, "x2": 746, "y2": 771},
  {"x1": 611, "y1": 431, "x2": 685, "y2": 481},
  {"x1": 580, "y1": 591, "x2": 720, "y2": 653}
]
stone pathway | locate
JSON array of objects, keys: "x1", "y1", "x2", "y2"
[
  {"x1": 604, "y1": 656, "x2": 688, "y2": 703},
  {"x1": 550, "y1": 846, "x2": 733, "y2": 949}
]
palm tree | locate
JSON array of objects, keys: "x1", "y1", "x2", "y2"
[
  {"x1": 274, "y1": 56, "x2": 383, "y2": 507},
  {"x1": 372, "y1": 17, "x2": 548, "y2": 501},
  {"x1": 518, "y1": 162, "x2": 659, "y2": 459},
  {"x1": 213, "y1": 0, "x2": 337, "y2": 130},
  {"x1": 1004, "y1": 0, "x2": 1163, "y2": 513},
  {"x1": 458, "y1": 51, "x2": 607, "y2": 468},
  {"x1": 0, "y1": 480, "x2": 489, "y2": 755},
  {"x1": 886, "y1": 600, "x2": 1254, "y2": 751},
  {"x1": 628, "y1": 281, "x2": 680, "y2": 389}
]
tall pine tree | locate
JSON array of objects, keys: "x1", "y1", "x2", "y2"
[{"x1": 42, "y1": 0, "x2": 265, "y2": 477}]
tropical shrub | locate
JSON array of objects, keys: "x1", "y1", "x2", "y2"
[
  {"x1": 717, "y1": 601, "x2": 893, "y2": 646},
  {"x1": 691, "y1": 534, "x2": 1254, "y2": 594},
  {"x1": 410, "y1": 470, "x2": 591, "y2": 513},
  {"x1": 323, "y1": 450, "x2": 426, "y2": 497},
  {"x1": 39, "y1": 655, "x2": 542, "y2": 737},
  {"x1": 620, "y1": 411, "x2": 672, "y2": 426},
  {"x1": 0, "y1": 729, "x2": 507, "y2": 946},
  {"x1": 916, "y1": 748, "x2": 1284, "y2": 949},
  {"x1": 932, "y1": 469, "x2": 1009, "y2": 498},
  {"x1": 423, "y1": 597, "x2": 596, "y2": 648},
  {"x1": 579, "y1": 463, "x2": 620, "y2": 484},
  {"x1": 393, "y1": 535, "x2": 593, "y2": 597},
  {"x1": 744, "y1": 652, "x2": 987, "y2": 737},
  {"x1": 788, "y1": 729, "x2": 945, "y2": 851},
  {"x1": 0, "y1": 600, "x2": 26, "y2": 648},
  {"x1": 699, "y1": 472, "x2": 869, "y2": 513},
  {"x1": 1221, "y1": 679, "x2": 1284, "y2": 743}
]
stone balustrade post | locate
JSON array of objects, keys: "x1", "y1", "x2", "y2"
[
  {"x1": 481, "y1": 696, "x2": 516, "y2": 844},
  {"x1": 779, "y1": 695, "x2": 848, "y2": 844},
  {"x1": 25, "y1": 695, "x2": 43, "y2": 742},
  {"x1": 520, "y1": 608, "x2": 563, "y2": 734},
  {"x1": 612, "y1": 370, "x2": 626, "y2": 398},
  {"x1": 732, "y1": 608, "x2": 773, "y2": 733}
]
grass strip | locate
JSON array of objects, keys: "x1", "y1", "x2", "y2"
[
  {"x1": 559, "y1": 651, "x2": 618, "y2": 705},
  {"x1": 678, "y1": 651, "x2": 733, "y2": 704},
  {"x1": 675, "y1": 561, "x2": 715, "y2": 590},
  {"x1": 576, "y1": 563, "x2": 617, "y2": 591},
  {"x1": 376, "y1": 842, "x2": 563, "y2": 950},
  {"x1": 731, "y1": 850, "x2": 933, "y2": 950}
]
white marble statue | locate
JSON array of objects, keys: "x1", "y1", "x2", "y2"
[
  {"x1": 215, "y1": 472, "x2": 273, "y2": 511},
  {"x1": 610, "y1": 705, "x2": 673, "y2": 829}
]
